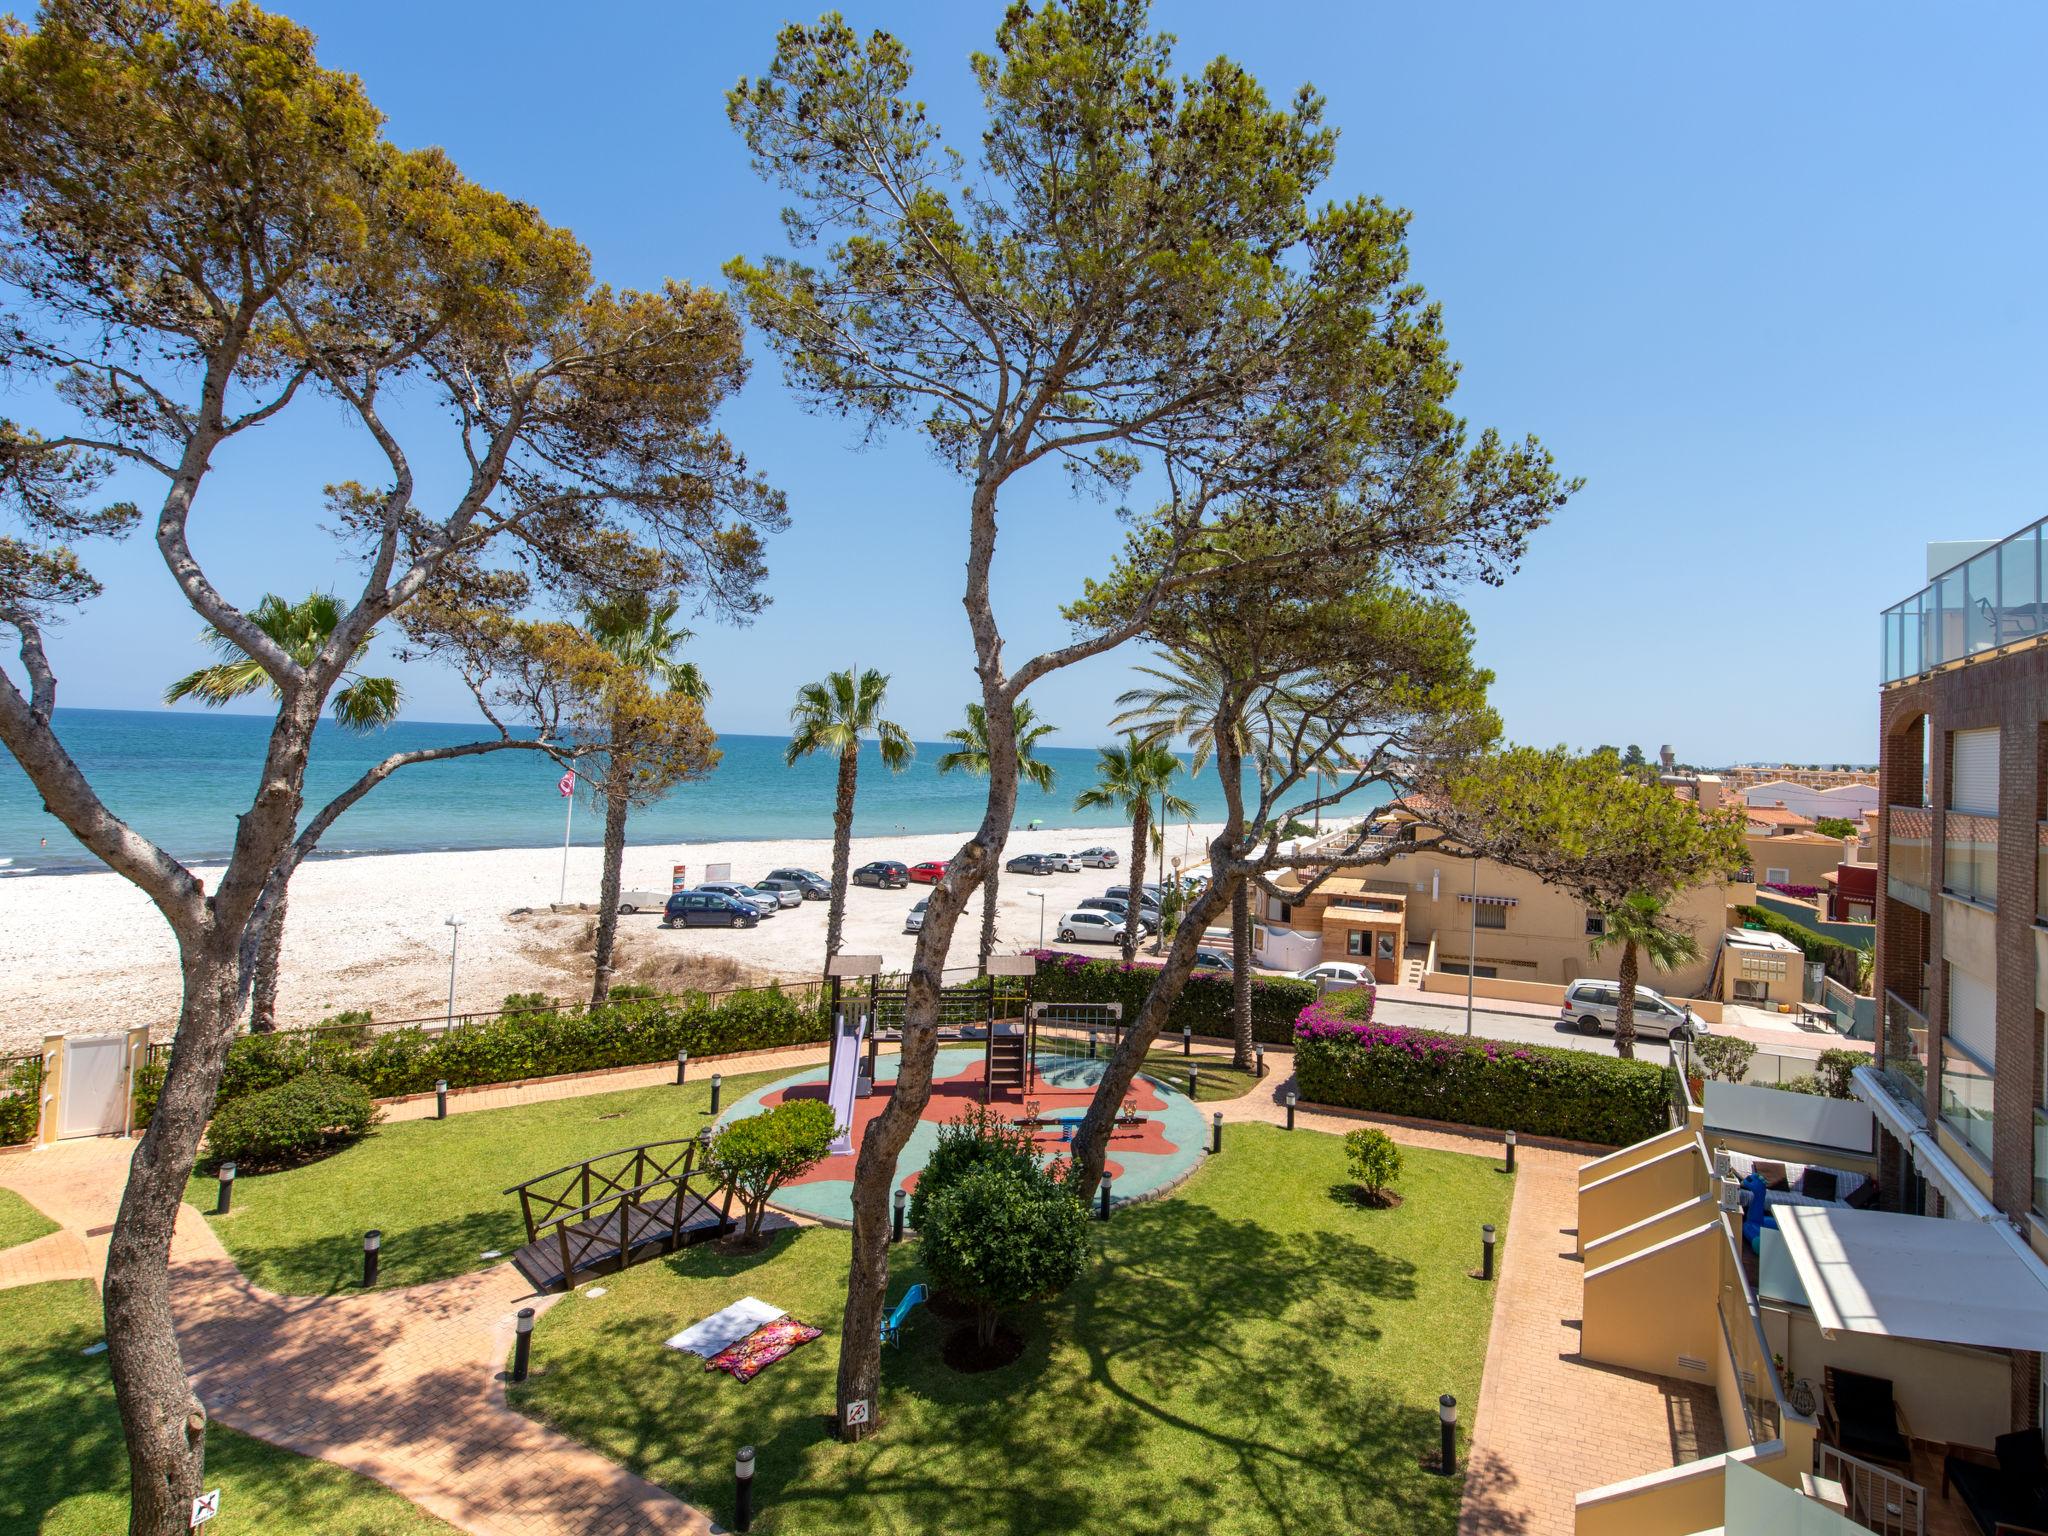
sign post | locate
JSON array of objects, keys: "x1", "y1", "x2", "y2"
[
  {"x1": 672, "y1": 863, "x2": 689, "y2": 894},
  {"x1": 556, "y1": 769, "x2": 576, "y2": 905},
  {"x1": 190, "y1": 1489, "x2": 221, "y2": 1528}
]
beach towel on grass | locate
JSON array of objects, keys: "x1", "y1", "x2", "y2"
[
  {"x1": 706, "y1": 1318, "x2": 821, "y2": 1382},
  {"x1": 664, "y1": 1297, "x2": 785, "y2": 1357}
]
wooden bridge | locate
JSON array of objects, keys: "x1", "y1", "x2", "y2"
[{"x1": 505, "y1": 1138, "x2": 735, "y2": 1293}]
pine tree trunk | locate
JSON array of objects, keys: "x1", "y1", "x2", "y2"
[
  {"x1": 590, "y1": 782, "x2": 629, "y2": 1006},
  {"x1": 1614, "y1": 938, "x2": 1640, "y2": 1061},
  {"x1": 979, "y1": 858, "x2": 1000, "y2": 969},
  {"x1": 246, "y1": 885, "x2": 286, "y2": 1033},
  {"x1": 1124, "y1": 803, "x2": 1149, "y2": 958},
  {"x1": 1231, "y1": 877, "x2": 1254, "y2": 1070},
  {"x1": 825, "y1": 747, "x2": 858, "y2": 967}
]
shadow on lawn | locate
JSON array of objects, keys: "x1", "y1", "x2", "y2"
[{"x1": 220, "y1": 1209, "x2": 523, "y2": 1296}]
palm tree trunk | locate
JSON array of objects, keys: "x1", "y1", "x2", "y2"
[
  {"x1": 1230, "y1": 877, "x2": 1253, "y2": 1070},
  {"x1": 1124, "y1": 802, "x2": 1150, "y2": 958},
  {"x1": 825, "y1": 746, "x2": 858, "y2": 967},
  {"x1": 590, "y1": 781, "x2": 630, "y2": 1006},
  {"x1": 1614, "y1": 938, "x2": 1639, "y2": 1061},
  {"x1": 979, "y1": 859, "x2": 1000, "y2": 969},
  {"x1": 246, "y1": 886, "x2": 287, "y2": 1033}
]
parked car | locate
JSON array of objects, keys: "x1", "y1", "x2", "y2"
[
  {"x1": 1298, "y1": 960, "x2": 1371, "y2": 991},
  {"x1": 1077, "y1": 896, "x2": 1155, "y2": 934},
  {"x1": 1041, "y1": 851, "x2": 1081, "y2": 872},
  {"x1": 757, "y1": 875, "x2": 825, "y2": 903},
  {"x1": 852, "y1": 860, "x2": 909, "y2": 889},
  {"x1": 907, "y1": 860, "x2": 948, "y2": 885},
  {"x1": 1074, "y1": 847, "x2": 1119, "y2": 868},
  {"x1": 764, "y1": 867, "x2": 830, "y2": 897},
  {"x1": 1559, "y1": 979, "x2": 1705, "y2": 1041},
  {"x1": 1055, "y1": 910, "x2": 1124, "y2": 945},
  {"x1": 663, "y1": 891, "x2": 761, "y2": 929},
  {"x1": 1192, "y1": 948, "x2": 1233, "y2": 972},
  {"x1": 1105, "y1": 884, "x2": 1162, "y2": 913},
  {"x1": 1006, "y1": 853, "x2": 1058, "y2": 876},
  {"x1": 616, "y1": 889, "x2": 672, "y2": 914},
  {"x1": 697, "y1": 881, "x2": 780, "y2": 917},
  {"x1": 904, "y1": 897, "x2": 928, "y2": 934}
]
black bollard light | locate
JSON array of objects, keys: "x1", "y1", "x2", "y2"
[
  {"x1": 1504, "y1": 1129, "x2": 1517, "y2": 1174},
  {"x1": 1099, "y1": 1173, "x2": 1113, "y2": 1221},
  {"x1": 362, "y1": 1229, "x2": 381, "y2": 1288},
  {"x1": 512, "y1": 1306, "x2": 534, "y2": 1382},
  {"x1": 1211, "y1": 1111, "x2": 1223, "y2": 1154},
  {"x1": 735, "y1": 1444, "x2": 757, "y2": 1532},
  {"x1": 710, "y1": 1073, "x2": 723, "y2": 1115},
  {"x1": 1254, "y1": 1044, "x2": 1265, "y2": 1078},
  {"x1": 1481, "y1": 1223, "x2": 1496, "y2": 1282},
  {"x1": 1285, "y1": 1091, "x2": 1297, "y2": 1130},
  {"x1": 435, "y1": 1079, "x2": 448, "y2": 1120},
  {"x1": 1187, "y1": 1067, "x2": 1198, "y2": 1098},
  {"x1": 892, "y1": 1187, "x2": 906, "y2": 1243},
  {"x1": 1438, "y1": 1395, "x2": 1458, "y2": 1475},
  {"x1": 1182, "y1": 1024, "x2": 1192, "y2": 1057},
  {"x1": 676, "y1": 1050, "x2": 688, "y2": 1086},
  {"x1": 215, "y1": 1162, "x2": 236, "y2": 1216}
]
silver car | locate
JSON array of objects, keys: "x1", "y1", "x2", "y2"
[
  {"x1": 1042, "y1": 851, "x2": 1081, "y2": 872},
  {"x1": 697, "y1": 882, "x2": 780, "y2": 917},
  {"x1": 1559, "y1": 980, "x2": 1704, "y2": 1040},
  {"x1": 905, "y1": 897, "x2": 928, "y2": 935},
  {"x1": 1075, "y1": 846, "x2": 1119, "y2": 868}
]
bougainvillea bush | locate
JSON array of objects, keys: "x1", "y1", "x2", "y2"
[{"x1": 1292, "y1": 1006, "x2": 1672, "y2": 1146}]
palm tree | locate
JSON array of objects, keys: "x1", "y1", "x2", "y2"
[
  {"x1": 1589, "y1": 892, "x2": 1701, "y2": 1060},
  {"x1": 581, "y1": 594, "x2": 711, "y2": 1005},
  {"x1": 787, "y1": 669, "x2": 914, "y2": 966},
  {"x1": 164, "y1": 592, "x2": 401, "y2": 1031},
  {"x1": 936, "y1": 700, "x2": 1057, "y2": 969},
  {"x1": 1073, "y1": 735, "x2": 1193, "y2": 957}
]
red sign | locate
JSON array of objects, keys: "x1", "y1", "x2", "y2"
[{"x1": 672, "y1": 864, "x2": 688, "y2": 893}]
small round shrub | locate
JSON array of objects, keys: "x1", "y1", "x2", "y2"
[
  {"x1": 920, "y1": 1159, "x2": 1090, "y2": 1348},
  {"x1": 907, "y1": 1103, "x2": 1041, "y2": 1233},
  {"x1": 1343, "y1": 1127, "x2": 1402, "y2": 1203},
  {"x1": 707, "y1": 1098, "x2": 837, "y2": 1241},
  {"x1": 203, "y1": 1073, "x2": 376, "y2": 1171}
]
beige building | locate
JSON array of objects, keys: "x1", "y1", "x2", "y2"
[{"x1": 1747, "y1": 830, "x2": 1857, "y2": 891}]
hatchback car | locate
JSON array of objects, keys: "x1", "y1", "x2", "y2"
[
  {"x1": 1055, "y1": 910, "x2": 1123, "y2": 945},
  {"x1": 1298, "y1": 960, "x2": 1371, "y2": 991},
  {"x1": 907, "y1": 860, "x2": 948, "y2": 884},
  {"x1": 1077, "y1": 896, "x2": 1155, "y2": 934},
  {"x1": 1006, "y1": 853, "x2": 1058, "y2": 876},
  {"x1": 1074, "y1": 847, "x2": 1119, "y2": 868},
  {"x1": 853, "y1": 860, "x2": 910, "y2": 889},
  {"x1": 663, "y1": 891, "x2": 761, "y2": 929},
  {"x1": 698, "y1": 882, "x2": 780, "y2": 916},
  {"x1": 1105, "y1": 884, "x2": 1163, "y2": 913},
  {"x1": 765, "y1": 867, "x2": 829, "y2": 893},
  {"x1": 904, "y1": 897, "x2": 929, "y2": 934},
  {"x1": 1041, "y1": 851, "x2": 1081, "y2": 872},
  {"x1": 757, "y1": 875, "x2": 824, "y2": 903},
  {"x1": 1559, "y1": 980, "x2": 1704, "y2": 1041},
  {"x1": 1191, "y1": 948, "x2": 1233, "y2": 972}
]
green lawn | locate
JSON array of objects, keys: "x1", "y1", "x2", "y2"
[
  {"x1": 0, "y1": 1279, "x2": 453, "y2": 1535},
  {"x1": 190, "y1": 1067, "x2": 792, "y2": 1295},
  {"x1": 511, "y1": 1122, "x2": 1511, "y2": 1536},
  {"x1": 1133, "y1": 1049, "x2": 1263, "y2": 1101},
  {"x1": 0, "y1": 1186, "x2": 57, "y2": 1252}
]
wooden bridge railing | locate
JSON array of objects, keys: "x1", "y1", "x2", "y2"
[{"x1": 505, "y1": 1138, "x2": 733, "y2": 1290}]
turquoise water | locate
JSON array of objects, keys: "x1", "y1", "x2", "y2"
[{"x1": 0, "y1": 708, "x2": 1348, "y2": 873}]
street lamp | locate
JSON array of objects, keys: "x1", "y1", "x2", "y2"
[
  {"x1": 1463, "y1": 856, "x2": 1478, "y2": 1037},
  {"x1": 1025, "y1": 889, "x2": 1048, "y2": 948},
  {"x1": 444, "y1": 915, "x2": 466, "y2": 1024}
]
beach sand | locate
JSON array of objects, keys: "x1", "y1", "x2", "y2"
[{"x1": 0, "y1": 822, "x2": 1222, "y2": 1050}]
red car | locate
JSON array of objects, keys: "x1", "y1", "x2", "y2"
[{"x1": 907, "y1": 860, "x2": 948, "y2": 884}]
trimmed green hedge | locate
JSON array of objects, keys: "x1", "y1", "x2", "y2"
[
  {"x1": 203, "y1": 1073, "x2": 377, "y2": 1171},
  {"x1": 196, "y1": 984, "x2": 827, "y2": 1109},
  {"x1": 1293, "y1": 1006, "x2": 1672, "y2": 1147},
  {"x1": 1025, "y1": 949, "x2": 1326, "y2": 1044}
]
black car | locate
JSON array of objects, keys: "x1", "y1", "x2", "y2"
[
  {"x1": 852, "y1": 860, "x2": 909, "y2": 889},
  {"x1": 1105, "y1": 883, "x2": 1163, "y2": 913},
  {"x1": 1005, "y1": 853, "x2": 1058, "y2": 875},
  {"x1": 663, "y1": 891, "x2": 761, "y2": 929},
  {"x1": 759, "y1": 873, "x2": 828, "y2": 901}
]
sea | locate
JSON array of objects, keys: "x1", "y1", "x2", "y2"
[{"x1": 0, "y1": 708, "x2": 1383, "y2": 874}]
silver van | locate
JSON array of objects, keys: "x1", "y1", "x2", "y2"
[{"x1": 1559, "y1": 980, "x2": 1704, "y2": 1041}]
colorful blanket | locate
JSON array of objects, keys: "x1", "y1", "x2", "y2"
[{"x1": 706, "y1": 1317, "x2": 822, "y2": 1382}]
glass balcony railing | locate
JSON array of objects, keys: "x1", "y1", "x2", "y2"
[
  {"x1": 1879, "y1": 989, "x2": 1929, "y2": 1123},
  {"x1": 1939, "y1": 1041, "x2": 1995, "y2": 1166},
  {"x1": 1943, "y1": 811, "x2": 1999, "y2": 907},
  {"x1": 2035, "y1": 1108, "x2": 2048, "y2": 1219},
  {"x1": 1882, "y1": 514, "x2": 2048, "y2": 683},
  {"x1": 2038, "y1": 822, "x2": 2047, "y2": 925},
  {"x1": 1887, "y1": 804, "x2": 1931, "y2": 910}
]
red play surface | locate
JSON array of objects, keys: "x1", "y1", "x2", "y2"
[{"x1": 764, "y1": 1057, "x2": 1181, "y2": 1191}]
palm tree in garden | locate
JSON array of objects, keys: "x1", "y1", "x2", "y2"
[
  {"x1": 1590, "y1": 891, "x2": 1701, "y2": 1060},
  {"x1": 581, "y1": 594, "x2": 713, "y2": 1004},
  {"x1": 937, "y1": 700, "x2": 1056, "y2": 968},
  {"x1": 1073, "y1": 735, "x2": 1193, "y2": 958},
  {"x1": 787, "y1": 668, "x2": 915, "y2": 966},
  {"x1": 164, "y1": 592, "x2": 400, "y2": 1031}
]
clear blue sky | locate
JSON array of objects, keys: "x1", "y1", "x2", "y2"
[{"x1": 30, "y1": 1, "x2": 2048, "y2": 763}]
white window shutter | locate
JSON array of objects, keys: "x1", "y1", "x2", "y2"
[
  {"x1": 1949, "y1": 728, "x2": 2000, "y2": 815},
  {"x1": 1947, "y1": 964, "x2": 1997, "y2": 1064}
]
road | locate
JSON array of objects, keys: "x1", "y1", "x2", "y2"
[{"x1": 1365, "y1": 992, "x2": 1680, "y2": 1066}]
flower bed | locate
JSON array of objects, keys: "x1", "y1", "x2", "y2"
[{"x1": 1292, "y1": 1005, "x2": 1672, "y2": 1147}]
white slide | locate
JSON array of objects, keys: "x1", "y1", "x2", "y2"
[{"x1": 827, "y1": 1009, "x2": 867, "y2": 1155}]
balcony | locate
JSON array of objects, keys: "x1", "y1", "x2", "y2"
[
  {"x1": 2038, "y1": 821, "x2": 2047, "y2": 925},
  {"x1": 1938, "y1": 1040, "x2": 1994, "y2": 1166},
  {"x1": 1881, "y1": 514, "x2": 2048, "y2": 683},
  {"x1": 1886, "y1": 805, "x2": 1931, "y2": 910},
  {"x1": 1878, "y1": 990, "x2": 1929, "y2": 1125},
  {"x1": 1942, "y1": 811, "x2": 1999, "y2": 908}
]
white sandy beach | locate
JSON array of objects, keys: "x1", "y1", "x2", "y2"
[{"x1": 0, "y1": 822, "x2": 1223, "y2": 1050}]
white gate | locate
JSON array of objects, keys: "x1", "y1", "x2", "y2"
[{"x1": 58, "y1": 1034, "x2": 131, "y2": 1138}]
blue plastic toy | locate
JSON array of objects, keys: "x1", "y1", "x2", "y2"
[{"x1": 880, "y1": 1282, "x2": 927, "y2": 1346}]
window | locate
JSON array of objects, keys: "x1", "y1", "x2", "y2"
[
  {"x1": 1942, "y1": 965, "x2": 1997, "y2": 1166},
  {"x1": 1474, "y1": 904, "x2": 1506, "y2": 930},
  {"x1": 1584, "y1": 912, "x2": 1605, "y2": 937},
  {"x1": 1765, "y1": 866, "x2": 1790, "y2": 885},
  {"x1": 1949, "y1": 727, "x2": 2000, "y2": 815},
  {"x1": 1346, "y1": 930, "x2": 1367, "y2": 957}
]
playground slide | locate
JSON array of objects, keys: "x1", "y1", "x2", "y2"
[{"x1": 827, "y1": 1009, "x2": 867, "y2": 1155}]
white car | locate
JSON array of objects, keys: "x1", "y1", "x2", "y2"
[
  {"x1": 697, "y1": 882, "x2": 779, "y2": 917},
  {"x1": 1299, "y1": 961, "x2": 1371, "y2": 991},
  {"x1": 904, "y1": 897, "x2": 928, "y2": 935},
  {"x1": 1559, "y1": 980, "x2": 1704, "y2": 1041},
  {"x1": 1055, "y1": 910, "x2": 1123, "y2": 945},
  {"x1": 1042, "y1": 851, "x2": 1081, "y2": 872},
  {"x1": 1075, "y1": 847, "x2": 1119, "y2": 868}
]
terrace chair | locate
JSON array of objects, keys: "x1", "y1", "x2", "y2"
[
  {"x1": 1942, "y1": 1430, "x2": 2048, "y2": 1536},
  {"x1": 1740, "y1": 1173, "x2": 1779, "y2": 1254},
  {"x1": 1822, "y1": 1366, "x2": 1913, "y2": 1472}
]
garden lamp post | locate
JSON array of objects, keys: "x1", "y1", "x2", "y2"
[
  {"x1": 1463, "y1": 856, "x2": 1477, "y2": 1037},
  {"x1": 443, "y1": 915, "x2": 466, "y2": 1025},
  {"x1": 1026, "y1": 889, "x2": 1048, "y2": 948}
]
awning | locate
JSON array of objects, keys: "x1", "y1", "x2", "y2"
[
  {"x1": 1456, "y1": 893, "x2": 1518, "y2": 907},
  {"x1": 1774, "y1": 1204, "x2": 2048, "y2": 1351}
]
